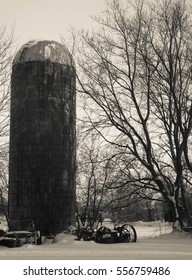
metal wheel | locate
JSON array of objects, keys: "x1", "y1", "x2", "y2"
[
  {"x1": 121, "y1": 224, "x2": 137, "y2": 242},
  {"x1": 95, "y1": 226, "x2": 114, "y2": 243}
]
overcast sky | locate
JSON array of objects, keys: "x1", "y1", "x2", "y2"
[{"x1": 0, "y1": 0, "x2": 105, "y2": 50}]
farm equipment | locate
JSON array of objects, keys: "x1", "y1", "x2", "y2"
[
  {"x1": 95, "y1": 224, "x2": 137, "y2": 243},
  {"x1": 75, "y1": 223, "x2": 137, "y2": 244},
  {"x1": 0, "y1": 220, "x2": 41, "y2": 247},
  {"x1": 75, "y1": 211, "x2": 137, "y2": 244}
]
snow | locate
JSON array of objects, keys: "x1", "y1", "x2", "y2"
[
  {"x1": 44, "y1": 46, "x2": 51, "y2": 59},
  {"x1": 1, "y1": 221, "x2": 192, "y2": 260}
]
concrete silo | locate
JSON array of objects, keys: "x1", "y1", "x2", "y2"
[{"x1": 8, "y1": 40, "x2": 76, "y2": 235}]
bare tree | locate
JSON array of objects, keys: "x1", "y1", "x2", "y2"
[
  {"x1": 0, "y1": 25, "x2": 14, "y2": 218},
  {"x1": 76, "y1": 131, "x2": 116, "y2": 228},
  {"x1": 0, "y1": 159, "x2": 8, "y2": 220},
  {"x1": 74, "y1": 0, "x2": 192, "y2": 229},
  {"x1": 76, "y1": 120, "x2": 160, "y2": 225}
]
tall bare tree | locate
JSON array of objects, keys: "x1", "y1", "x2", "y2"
[
  {"x1": 0, "y1": 25, "x2": 14, "y2": 218},
  {"x1": 74, "y1": 0, "x2": 192, "y2": 228}
]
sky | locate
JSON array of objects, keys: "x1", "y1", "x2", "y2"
[{"x1": 0, "y1": 0, "x2": 106, "y2": 51}]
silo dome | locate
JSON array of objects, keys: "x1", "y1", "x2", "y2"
[{"x1": 13, "y1": 40, "x2": 74, "y2": 65}]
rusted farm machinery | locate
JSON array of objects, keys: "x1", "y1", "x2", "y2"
[
  {"x1": 0, "y1": 220, "x2": 41, "y2": 247},
  {"x1": 75, "y1": 216, "x2": 137, "y2": 244}
]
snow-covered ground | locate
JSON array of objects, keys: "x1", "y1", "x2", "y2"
[{"x1": 1, "y1": 220, "x2": 192, "y2": 259}]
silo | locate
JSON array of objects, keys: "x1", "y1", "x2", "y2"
[{"x1": 8, "y1": 40, "x2": 76, "y2": 235}]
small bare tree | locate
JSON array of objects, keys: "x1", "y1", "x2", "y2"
[
  {"x1": 76, "y1": 130, "x2": 116, "y2": 228},
  {"x1": 0, "y1": 159, "x2": 8, "y2": 220}
]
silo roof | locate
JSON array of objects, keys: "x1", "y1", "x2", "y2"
[{"x1": 13, "y1": 40, "x2": 74, "y2": 66}]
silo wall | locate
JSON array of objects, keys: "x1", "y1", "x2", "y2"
[{"x1": 8, "y1": 41, "x2": 76, "y2": 235}]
